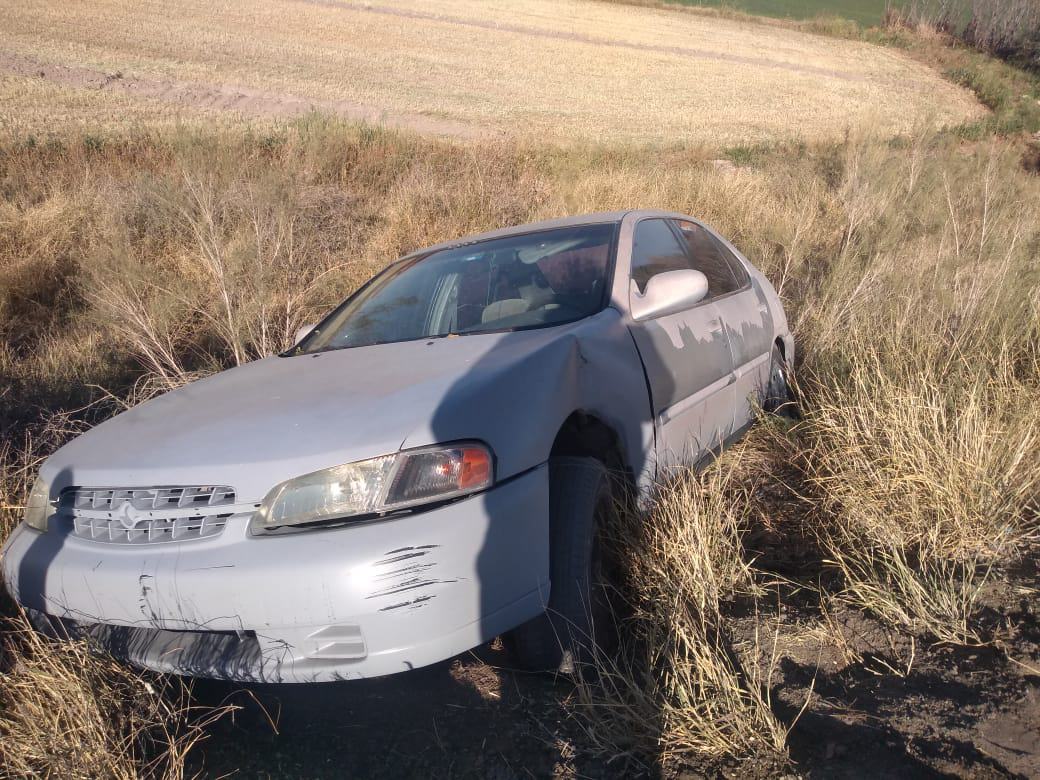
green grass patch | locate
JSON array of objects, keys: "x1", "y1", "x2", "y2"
[{"x1": 658, "y1": 0, "x2": 892, "y2": 27}]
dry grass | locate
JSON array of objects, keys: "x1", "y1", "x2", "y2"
[
  {"x1": 2, "y1": 112, "x2": 1039, "y2": 770},
  {"x1": 794, "y1": 341, "x2": 1040, "y2": 643},
  {"x1": 570, "y1": 458, "x2": 790, "y2": 768},
  {"x1": 2, "y1": 115, "x2": 1039, "y2": 772},
  {"x1": 0, "y1": 610, "x2": 229, "y2": 780},
  {"x1": 0, "y1": 0, "x2": 985, "y2": 143},
  {"x1": 781, "y1": 132, "x2": 1040, "y2": 645}
]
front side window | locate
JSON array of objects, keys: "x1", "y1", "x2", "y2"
[
  {"x1": 630, "y1": 219, "x2": 691, "y2": 293},
  {"x1": 298, "y1": 223, "x2": 617, "y2": 352}
]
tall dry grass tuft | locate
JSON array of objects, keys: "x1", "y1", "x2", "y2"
[
  {"x1": 80, "y1": 158, "x2": 375, "y2": 387},
  {"x1": 785, "y1": 135, "x2": 1040, "y2": 643},
  {"x1": 792, "y1": 339, "x2": 1040, "y2": 643},
  {"x1": 573, "y1": 457, "x2": 790, "y2": 768},
  {"x1": 0, "y1": 610, "x2": 229, "y2": 780}
]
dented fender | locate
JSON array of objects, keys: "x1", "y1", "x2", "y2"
[{"x1": 401, "y1": 308, "x2": 654, "y2": 484}]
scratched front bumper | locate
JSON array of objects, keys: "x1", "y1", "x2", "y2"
[{"x1": 0, "y1": 465, "x2": 550, "y2": 682}]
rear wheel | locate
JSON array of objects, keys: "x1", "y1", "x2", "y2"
[
  {"x1": 507, "y1": 456, "x2": 615, "y2": 673},
  {"x1": 763, "y1": 345, "x2": 798, "y2": 418}
]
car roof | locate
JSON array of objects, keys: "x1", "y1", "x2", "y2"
[{"x1": 400, "y1": 209, "x2": 689, "y2": 259}]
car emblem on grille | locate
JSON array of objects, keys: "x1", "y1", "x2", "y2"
[{"x1": 115, "y1": 502, "x2": 146, "y2": 530}]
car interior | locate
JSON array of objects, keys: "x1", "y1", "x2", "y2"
[{"x1": 302, "y1": 225, "x2": 616, "y2": 351}]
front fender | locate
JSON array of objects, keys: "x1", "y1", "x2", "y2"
[{"x1": 401, "y1": 309, "x2": 654, "y2": 484}]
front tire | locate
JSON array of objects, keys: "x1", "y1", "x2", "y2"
[{"x1": 507, "y1": 456, "x2": 614, "y2": 673}]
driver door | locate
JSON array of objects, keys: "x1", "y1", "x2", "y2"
[{"x1": 625, "y1": 218, "x2": 736, "y2": 475}]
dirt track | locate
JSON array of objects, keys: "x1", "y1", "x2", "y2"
[{"x1": 0, "y1": 51, "x2": 487, "y2": 139}]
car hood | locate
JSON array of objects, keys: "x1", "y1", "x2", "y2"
[{"x1": 40, "y1": 322, "x2": 600, "y2": 501}]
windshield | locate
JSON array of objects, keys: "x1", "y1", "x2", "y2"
[{"x1": 298, "y1": 223, "x2": 617, "y2": 352}]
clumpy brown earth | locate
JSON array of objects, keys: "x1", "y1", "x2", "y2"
[
  {"x1": 759, "y1": 590, "x2": 1040, "y2": 779},
  {"x1": 185, "y1": 563, "x2": 1039, "y2": 779},
  {"x1": 186, "y1": 642, "x2": 616, "y2": 779}
]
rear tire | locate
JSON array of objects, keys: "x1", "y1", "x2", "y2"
[
  {"x1": 506, "y1": 456, "x2": 614, "y2": 673},
  {"x1": 763, "y1": 345, "x2": 798, "y2": 418}
]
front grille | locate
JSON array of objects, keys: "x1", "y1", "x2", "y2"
[
  {"x1": 68, "y1": 486, "x2": 236, "y2": 511},
  {"x1": 61, "y1": 486, "x2": 248, "y2": 544}
]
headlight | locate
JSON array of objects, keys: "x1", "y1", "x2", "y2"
[
  {"x1": 23, "y1": 475, "x2": 52, "y2": 533},
  {"x1": 250, "y1": 443, "x2": 494, "y2": 534}
]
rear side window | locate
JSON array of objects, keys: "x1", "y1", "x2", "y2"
[
  {"x1": 674, "y1": 220, "x2": 747, "y2": 298},
  {"x1": 630, "y1": 219, "x2": 691, "y2": 293}
]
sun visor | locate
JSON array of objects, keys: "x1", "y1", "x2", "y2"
[{"x1": 517, "y1": 238, "x2": 587, "y2": 264}]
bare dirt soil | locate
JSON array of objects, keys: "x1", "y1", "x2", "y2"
[
  {"x1": 184, "y1": 563, "x2": 1040, "y2": 779},
  {"x1": 761, "y1": 601, "x2": 1040, "y2": 779}
]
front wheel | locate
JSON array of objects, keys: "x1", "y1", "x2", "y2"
[{"x1": 506, "y1": 456, "x2": 615, "y2": 673}]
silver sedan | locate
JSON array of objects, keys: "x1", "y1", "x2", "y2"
[{"x1": 2, "y1": 209, "x2": 794, "y2": 682}]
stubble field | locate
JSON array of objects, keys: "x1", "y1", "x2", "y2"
[
  {"x1": 0, "y1": 0, "x2": 985, "y2": 143},
  {"x1": 1, "y1": 1, "x2": 1039, "y2": 779}
]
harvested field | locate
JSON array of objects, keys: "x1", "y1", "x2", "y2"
[{"x1": 0, "y1": 0, "x2": 985, "y2": 142}]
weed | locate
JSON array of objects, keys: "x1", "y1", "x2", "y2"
[
  {"x1": 0, "y1": 610, "x2": 231, "y2": 779},
  {"x1": 572, "y1": 459, "x2": 790, "y2": 766}
]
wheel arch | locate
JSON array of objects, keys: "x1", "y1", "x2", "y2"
[{"x1": 549, "y1": 411, "x2": 635, "y2": 494}]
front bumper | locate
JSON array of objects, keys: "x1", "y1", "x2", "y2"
[{"x1": 1, "y1": 465, "x2": 549, "y2": 682}]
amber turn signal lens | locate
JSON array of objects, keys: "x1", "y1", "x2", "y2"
[{"x1": 459, "y1": 447, "x2": 492, "y2": 490}]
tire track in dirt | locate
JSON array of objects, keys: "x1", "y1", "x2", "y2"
[
  {"x1": 0, "y1": 50, "x2": 490, "y2": 138},
  {"x1": 294, "y1": 0, "x2": 937, "y2": 91}
]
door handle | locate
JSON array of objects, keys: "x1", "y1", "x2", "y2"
[{"x1": 708, "y1": 318, "x2": 724, "y2": 334}]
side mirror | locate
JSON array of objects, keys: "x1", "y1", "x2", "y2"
[
  {"x1": 629, "y1": 270, "x2": 709, "y2": 321},
  {"x1": 294, "y1": 324, "x2": 316, "y2": 344}
]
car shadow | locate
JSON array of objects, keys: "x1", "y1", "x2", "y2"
[
  {"x1": 449, "y1": 321, "x2": 667, "y2": 776},
  {"x1": 186, "y1": 641, "x2": 643, "y2": 779}
]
